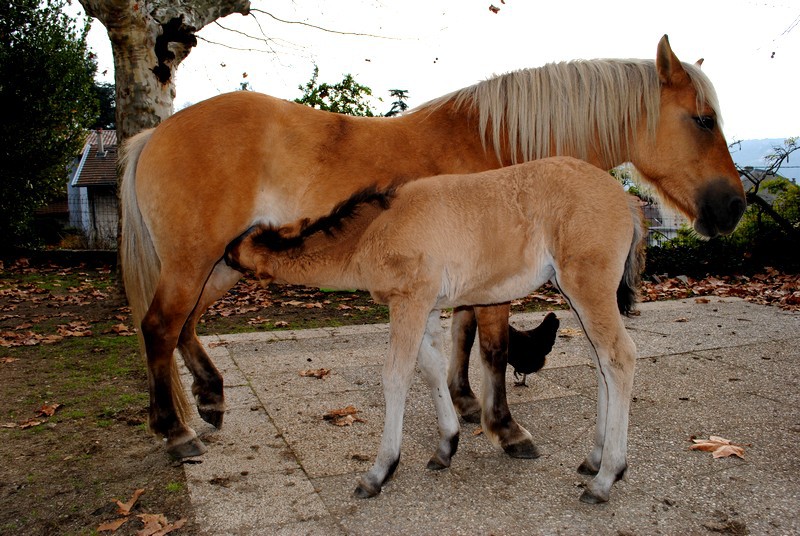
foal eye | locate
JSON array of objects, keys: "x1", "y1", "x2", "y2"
[{"x1": 693, "y1": 116, "x2": 715, "y2": 131}]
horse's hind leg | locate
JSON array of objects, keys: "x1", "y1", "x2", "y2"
[
  {"x1": 355, "y1": 299, "x2": 433, "y2": 498},
  {"x1": 475, "y1": 304, "x2": 538, "y2": 459},
  {"x1": 141, "y1": 268, "x2": 211, "y2": 458},
  {"x1": 449, "y1": 307, "x2": 560, "y2": 422},
  {"x1": 177, "y1": 261, "x2": 242, "y2": 428},
  {"x1": 448, "y1": 306, "x2": 482, "y2": 422},
  {"x1": 417, "y1": 310, "x2": 460, "y2": 470},
  {"x1": 556, "y1": 274, "x2": 637, "y2": 503}
]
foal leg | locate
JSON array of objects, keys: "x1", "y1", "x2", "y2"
[
  {"x1": 355, "y1": 299, "x2": 432, "y2": 498},
  {"x1": 177, "y1": 261, "x2": 242, "y2": 428},
  {"x1": 448, "y1": 306, "x2": 482, "y2": 422},
  {"x1": 558, "y1": 278, "x2": 637, "y2": 503},
  {"x1": 475, "y1": 304, "x2": 538, "y2": 459},
  {"x1": 417, "y1": 310, "x2": 460, "y2": 470}
]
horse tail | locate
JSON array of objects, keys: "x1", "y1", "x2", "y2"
[
  {"x1": 119, "y1": 129, "x2": 190, "y2": 423},
  {"x1": 616, "y1": 196, "x2": 646, "y2": 316}
]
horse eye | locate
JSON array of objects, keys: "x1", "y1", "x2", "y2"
[{"x1": 693, "y1": 116, "x2": 715, "y2": 131}]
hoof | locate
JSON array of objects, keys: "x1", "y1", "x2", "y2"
[
  {"x1": 577, "y1": 460, "x2": 599, "y2": 476},
  {"x1": 503, "y1": 439, "x2": 540, "y2": 459},
  {"x1": 167, "y1": 436, "x2": 207, "y2": 459},
  {"x1": 426, "y1": 455, "x2": 451, "y2": 471},
  {"x1": 460, "y1": 409, "x2": 482, "y2": 424},
  {"x1": 198, "y1": 408, "x2": 225, "y2": 429},
  {"x1": 579, "y1": 489, "x2": 608, "y2": 504},
  {"x1": 354, "y1": 479, "x2": 381, "y2": 499}
]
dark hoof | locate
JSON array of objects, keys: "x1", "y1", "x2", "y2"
[
  {"x1": 426, "y1": 453, "x2": 452, "y2": 471},
  {"x1": 579, "y1": 489, "x2": 607, "y2": 504},
  {"x1": 167, "y1": 437, "x2": 207, "y2": 459},
  {"x1": 460, "y1": 410, "x2": 482, "y2": 424},
  {"x1": 354, "y1": 479, "x2": 381, "y2": 499},
  {"x1": 577, "y1": 460, "x2": 599, "y2": 476},
  {"x1": 503, "y1": 440, "x2": 540, "y2": 459},
  {"x1": 198, "y1": 408, "x2": 225, "y2": 429}
]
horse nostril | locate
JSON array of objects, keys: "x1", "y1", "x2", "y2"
[{"x1": 729, "y1": 196, "x2": 746, "y2": 222}]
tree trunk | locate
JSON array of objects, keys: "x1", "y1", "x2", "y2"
[{"x1": 79, "y1": 0, "x2": 251, "y2": 142}]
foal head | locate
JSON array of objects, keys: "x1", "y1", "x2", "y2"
[{"x1": 630, "y1": 35, "x2": 746, "y2": 238}]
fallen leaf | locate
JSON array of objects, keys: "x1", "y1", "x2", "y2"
[
  {"x1": 323, "y1": 405, "x2": 365, "y2": 426},
  {"x1": 114, "y1": 488, "x2": 144, "y2": 516},
  {"x1": 695, "y1": 297, "x2": 710, "y2": 304},
  {"x1": 273, "y1": 321, "x2": 289, "y2": 328},
  {"x1": 19, "y1": 418, "x2": 43, "y2": 429},
  {"x1": 473, "y1": 427, "x2": 483, "y2": 436},
  {"x1": 36, "y1": 403, "x2": 62, "y2": 417},
  {"x1": 674, "y1": 317, "x2": 689, "y2": 322},
  {"x1": 558, "y1": 327, "x2": 582, "y2": 338},
  {"x1": 97, "y1": 517, "x2": 129, "y2": 532},
  {"x1": 1, "y1": 357, "x2": 18, "y2": 364},
  {"x1": 136, "y1": 513, "x2": 186, "y2": 536},
  {"x1": 300, "y1": 368, "x2": 331, "y2": 379},
  {"x1": 689, "y1": 435, "x2": 745, "y2": 459}
]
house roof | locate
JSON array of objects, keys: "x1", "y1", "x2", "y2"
[{"x1": 72, "y1": 130, "x2": 118, "y2": 188}]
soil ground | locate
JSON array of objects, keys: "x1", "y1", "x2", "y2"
[{"x1": 0, "y1": 258, "x2": 795, "y2": 535}]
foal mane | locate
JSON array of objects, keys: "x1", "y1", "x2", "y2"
[
  {"x1": 416, "y1": 58, "x2": 720, "y2": 165},
  {"x1": 248, "y1": 186, "x2": 396, "y2": 252}
]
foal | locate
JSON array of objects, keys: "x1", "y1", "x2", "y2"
[{"x1": 226, "y1": 157, "x2": 645, "y2": 503}]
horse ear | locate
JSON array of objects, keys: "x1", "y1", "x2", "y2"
[
  {"x1": 656, "y1": 34, "x2": 690, "y2": 86},
  {"x1": 695, "y1": 58, "x2": 704, "y2": 68}
]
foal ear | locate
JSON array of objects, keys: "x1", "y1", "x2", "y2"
[{"x1": 656, "y1": 34, "x2": 690, "y2": 86}]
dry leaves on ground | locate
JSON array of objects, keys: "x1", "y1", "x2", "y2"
[
  {"x1": 323, "y1": 405, "x2": 365, "y2": 426},
  {"x1": 689, "y1": 435, "x2": 746, "y2": 459},
  {"x1": 642, "y1": 269, "x2": 800, "y2": 311},
  {"x1": 300, "y1": 368, "x2": 331, "y2": 379},
  {"x1": 98, "y1": 488, "x2": 186, "y2": 535}
]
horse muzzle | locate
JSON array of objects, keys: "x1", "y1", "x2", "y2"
[{"x1": 693, "y1": 178, "x2": 746, "y2": 238}]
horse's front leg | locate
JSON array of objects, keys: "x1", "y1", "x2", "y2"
[
  {"x1": 417, "y1": 310, "x2": 460, "y2": 470},
  {"x1": 177, "y1": 262, "x2": 241, "y2": 428},
  {"x1": 355, "y1": 299, "x2": 433, "y2": 498},
  {"x1": 475, "y1": 304, "x2": 539, "y2": 459},
  {"x1": 448, "y1": 306, "x2": 482, "y2": 422}
]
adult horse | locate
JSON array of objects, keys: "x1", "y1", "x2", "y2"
[{"x1": 120, "y1": 35, "x2": 745, "y2": 460}]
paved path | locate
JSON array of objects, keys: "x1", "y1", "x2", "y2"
[{"x1": 179, "y1": 297, "x2": 799, "y2": 535}]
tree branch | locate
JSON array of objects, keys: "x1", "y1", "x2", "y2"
[{"x1": 250, "y1": 8, "x2": 396, "y2": 39}]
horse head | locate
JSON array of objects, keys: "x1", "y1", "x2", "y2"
[{"x1": 631, "y1": 35, "x2": 746, "y2": 238}]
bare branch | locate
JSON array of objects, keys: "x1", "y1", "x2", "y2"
[
  {"x1": 195, "y1": 34, "x2": 275, "y2": 54},
  {"x1": 250, "y1": 8, "x2": 396, "y2": 39}
]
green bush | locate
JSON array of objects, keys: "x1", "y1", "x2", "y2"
[{"x1": 646, "y1": 177, "x2": 800, "y2": 276}]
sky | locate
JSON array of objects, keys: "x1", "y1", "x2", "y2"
[{"x1": 81, "y1": 0, "x2": 799, "y2": 142}]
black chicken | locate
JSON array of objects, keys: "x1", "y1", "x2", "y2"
[{"x1": 508, "y1": 312, "x2": 560, "y2": 386}]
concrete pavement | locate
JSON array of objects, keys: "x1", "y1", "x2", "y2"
[{"x1": 179, "y1": 297, "x2": 799, "y2": 535}]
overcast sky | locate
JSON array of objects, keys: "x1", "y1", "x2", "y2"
[{"x1": 83, "y1": 0, "x2": 799, "y2": 142}]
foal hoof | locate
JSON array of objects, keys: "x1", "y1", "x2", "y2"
[
  {"x1": 167, "y1": 437, "x2": 207, "y2": 459},
  {"x1": 459, "y1": 409, "x2": 482, "y2": 424},
  {"x1": 577, "y1": 460, "x2": 599, "y2": 476},
  {"x1": 503, "y1": 439, "x2": 540, "y2": 459},
  {"x1": 198, "y1": 407, "x2": 225, "y2": 429},
  {"x1": 354, "y1": 479, "x2": 381, "y2": 499},
  {"x1": 579, "y1": 489, "x2": 608, "y2": 504}
]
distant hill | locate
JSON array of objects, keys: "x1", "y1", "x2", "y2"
[{"x1": 729, "y1": 138, "x2": 798, "y2": 181}]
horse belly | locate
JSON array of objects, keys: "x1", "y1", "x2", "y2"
[{"x1": 435, "y1": 250, "x2": 554, "y2": 309}]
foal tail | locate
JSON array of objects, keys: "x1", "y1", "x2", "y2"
[
  {"x1": 616, "y1": 196, "x2": 646, "y2": 316},
  {"x1": 119, "y1": 129, "x2": 190, "y2": 423}
]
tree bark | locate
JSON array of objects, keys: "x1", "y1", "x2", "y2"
[{"x1": 79, "y1": 0, "x2": 251, "y2": 141}]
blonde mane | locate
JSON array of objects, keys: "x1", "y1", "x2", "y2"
[{"x1": 417, "y1": 59, "x2": 720, "y2": 165}]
